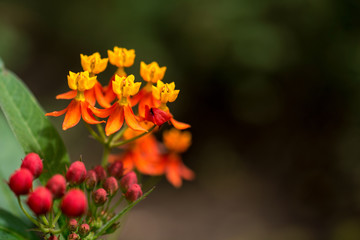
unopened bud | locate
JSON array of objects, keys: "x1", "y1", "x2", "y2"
[
  {"x1": 8, "y1": 168, "x2": 33, "y2": 196},
  {"x1": 27, "y1": 187, "x2": 52, "y2": 215},
  {"x1": 108, "y1": 161, "x2": 123, "y2": 179},
  {"x1": 93, "y1": 165, "x2": 107, "y2": 182},
  {"x1": 125, "y1": 184, "x2": 143, "y2": 202},
  {"x1": 21, "y1": 153, "x2": 43, "y2": 178},
  {"x1": 120, "y1": 171, "x2": 137, "y2": 191},
  {"x1": 61, "y1": 189, "x2": 88, "y2": 217},
  {"x1": 103, "y1": 177, "x2": 119, "y2": 196},
  {"x1": 79, "y1": 223, "x2": 90, "y2": 236},
  {"x1": 66, "y1": 161, "x2": 87, "y2": 185},
  {"x1": 85, "y1": 170, "x2": 97, "y2": 190},
  {"x1": 145, "y1": 106, "x2": 171, "y2": 126},
  {"x1": 67, "y1": 233, "x2": 79, "y2": 240},
  {"x1": 48, "y1": 235, "x2": 59, "y2": 240},
  {"x1": 68, "y1": 218, "x2": 78, "y2": 232},
  {"x1": 93, "y1": 188, "x2": 107, "y2": 206},
  {"x1": 46, "y1": 174, "x2": 66, "y2": 199}
]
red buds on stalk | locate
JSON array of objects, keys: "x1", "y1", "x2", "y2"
[
  {"x1": 79, "y1": 223, "x2": 90, "y2": 236},
  {"x1": 27, "y1": 187, "x2": 53, "y2": 215},
  {"x1": 93, "y1": 165, "x2": 107, "y2": 182},
  {"x1": 68, "y1": 233, "x2": 80, "y2": 240},
  {"x1": 108, "y1": 161, "x2": 123, "y2": 179},
  {"x1": 21, "y1": 153, "x2": 43, "y2": 178},
  {"x1": 68, "y1": 218, "x2": 78, "y2": 232},
  {"x1": 61, "y1": 189, "x2": 87, "y2": 217},
  {"x1": 66, "y1": 161, "x2": 87, "y2": 185},
  {"x1": 93, "y1": 188, "x2": 107, "y2": 205},
  {"x1": 125, "y1": 184, "x2": 143, "y2": 202},
  {"x1": 9, "y1": 168, "x2": 33, "y2": 196},
  {"x1": 46, "y1": 174, "x2": 66, "y2": 198},
  {"x1": 48, "y1": 236, "x2": 59, "y2": 240},
  {"x1": 85, "y1": 170, "x2": 97, "y2": 190},
  {"x1": 103, "y1": 177, "x2": 119, "y2": 196},
  {"x1": 120, "y1": 171, "x2": 138, "y2": 191}
]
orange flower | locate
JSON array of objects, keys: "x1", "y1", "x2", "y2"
[
  {"x1": 107, "y1": 47, "x2": 135, "y2": 68},
  {"x1": 46, "y1": 71, "x2": 104, "y2": 130},
  {"x1": 140, "y1": 61, "x2": 167, "y2": 84},
  {"x1": 163, "y1": 128, "x2": 191, "y2": 153},
  {"x1": 80, "y1": 52, "x2": 108, "y2": 75},
  {"x1": 90, "y1": 75, "x2": 146, "y2": 136}
]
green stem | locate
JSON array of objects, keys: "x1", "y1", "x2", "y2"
[
  {"x1": 111, "y1": 126, "x2": 128, "y2": 143},
  {"x1": 110, "y1": 125, "x2": 156, "y2": 148},
  {"x1": 41, "y1": 215, "x2": 49, "y2": 226},
  {"x1": 17, "y1": 197, "x2": 39, "y2": 227},
  {"x1": 52, "y1": 211, "x2": 62, "y2": 226},
  {"x1": 84, "y1": 123, "x2": 103, "y2": 143},
  {"x1": 96, "y1": 122, "x2": 106, "y2": 141},
  {"x1": 109, "y1": 196, "x2": 124, "y2": 213},
  {"x1": 101, "y1": 145, "x2": 110, "y2": 167}
]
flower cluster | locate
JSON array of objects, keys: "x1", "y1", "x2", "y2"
[{"x1": 8, "y1": 153, "x2": 144, "y2": 239}]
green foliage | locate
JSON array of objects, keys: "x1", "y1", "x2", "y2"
[
  {"x1": 0, "y1": 59, "x2": 70, "y2": 184},
  {"x1": 0, "y1": 208, "x2": 37, "y2": 240}
]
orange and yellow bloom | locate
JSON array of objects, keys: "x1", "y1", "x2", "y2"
[
  {"x1": 107, "y1": 47, "x2": 135, "y2": 68},
  {"x1": 46, "y1": 71, "x2": 104, "y2": 130},
  {"x1": 80, "y1": 52, "x2": 108, "y2": 75}
]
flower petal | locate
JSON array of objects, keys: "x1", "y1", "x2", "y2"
[
  {"x1": 62, "y1": 100, "x2": 81, "y2": 130},
  {"x1": 170, "y1": 118, "x2": 191, "y2": 130},
  {"x1": 45, "y1": 107, "x2": 68, "y2": 117},
  {"x1": 84, "y1": 88, "x2": 96, "y2": 106},
  {"x1": 94, "y1": 82, "x2": 111, "y2": 108},
  {"x1": 165, "y1": 158, "x2": 182, "y2": 188},
  {"x1": 124, "y1": 105, "x2": 147, "y2": 132},
  {"x1": 105, "y1": 105, "x2": 124, "y2": 136},
  {"x1": 80, "y1": 101, "x2": 104, "y2": 125},
  {"x1": 89, "y1": 103, "x2": 116, "y2": 118},
  {"x1": 56, "y1": 90, "x2": 77, "y2": 100}
]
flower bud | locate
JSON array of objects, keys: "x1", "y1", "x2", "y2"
[
  {"x1": 93, "y1": 165, "x2": 107, "y2": 182},
  {"x1": 46, "y1": 174, "x2": 66, "y2": 198},
  {"x1": 85, "y1": 170, "x2": 97, "y2": 190},
  {"x1": 67, "y1": 233, "x2": 79, "y2": 240},
  {"x1": 93, "y1": 188, "x2": 107, "y2": 206},
  {"x1": 107, "y1": 161, "x2": 123, "y2": 179},
  {"x1": 21, "y1": 153, "x2": 43, "y2": 178},
  {"x1": 79, "y1": 223, "x2": 90, "y2": 236},
  {"x1": 103, "y1": 177, "x2": 119, "y2": 196},
  {"x1": 61, "y1": 189, "x2": 87, "y2": 217},
  {"x1": 125, "y1": 184, "x2": 143, "y2": 202},
  {"x1": 120, "y1": 171, "x2": 137, "y2": 192},
  {"x1": 66, "y1": 161, "x2": 87, "y2": 185},
  {"x1": 68, "y1": 218, "x2": 78, "y2": 232},
  {"x1": 48, "y1": 235, "x2": 59, "y2": 240},
  {"x1": 144, "y1": 106, "x2": 171, "y2": 126},
  {"x1": 105, "y1": 222, "x2": 120, "y2": 234},
  {"x1": 27, "y1": 187, "x2": 53, "y2": 215},
  {"x1": 8, "y1": 168, "x2": 33, "y2": 196}
]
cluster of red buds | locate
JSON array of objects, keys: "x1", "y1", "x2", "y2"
[{"x1": 8, "y1": 153, "x2": 143, "y2": 239}]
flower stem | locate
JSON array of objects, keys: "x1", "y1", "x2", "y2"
[
  {"x1": 84, "y1": 123, "x2": 103, "y2": 143},
  {"x1": 110, "y1": 125, "x2": 156, "y2": 148},
  {"x1": 41, "y1": 215, "x2": 49, "y2": 226},
  {"x1": 101, "y1": 145, "x2": 110, "y2": 167},
  {"x1": 17, "y1": 197, "x2": 39, "y2": 227}
]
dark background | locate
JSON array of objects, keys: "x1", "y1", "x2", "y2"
[{"x1": 2, "y1": 0, "x2": 360, "y2": 239}]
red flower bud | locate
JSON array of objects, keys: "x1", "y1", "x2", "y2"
[
  {"x1": 27, "y1": 187, "x2": 53, "y2": 215},
  {"x1": 66, "y1": 161, "x2": 87, "y2": 185},
  {"x1": 8, "y1": 168, "x2": 33, "y2": 196},
  {"x1": 92, "y1": 188, "x2": 107, "y2": 206},
  {"x1": 79, "y1": 223, "x2": 90, "y2": 236},
  {"x1": 125, "y1": 184, "x2": 143, "y2": 202},
  {"x1": 120, "y1": 171, "x2": 137, "y2": 191},
  {"x1": 21, "y1": 153, "x2": 43, "y2": 178},
  {"x1": 108, "y1": 161, "x2": 123, "y2": 179},
  {"x1": 145, "y1": 106, "x2": 171, "y2": 126},
  {"x1": 46, "y1": 174, "x2": 66, "y2": 199},
  {"x1": 103, "y1": 177, "x2": 119, "y2": 196},
  {"x1": 68, "y1": 218, "x2": 78, "y2": 232},
  {"x1": 67, "y1": 233, "x2": 79, "y2": 240},
  {"x1": 61, "y1": 189, "x2": 87, "y2": 217},
  {"x1": 48, "y1": 235, "x2": 59, "y2": 240},
  {"x1": 85, "y1": 170, "x2": 97, "y2": 190},
  {"x1": 93, "y1": 165, "x2": 107, "y2": 182}
]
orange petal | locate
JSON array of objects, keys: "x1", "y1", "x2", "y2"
[
  {"x1": 95, "y1": 83, "x2": 111, "y2": 108},
  {"x1": 104, "y1": 77, "x2": 116, "y2": 103},
  {"x1": 89, "y1": 103, "x2": 116, "y2": 118},
  {"x1": 165, "y1": 159, "x2": 182, "y2": 188},
  {"x1": 181, "y1": 163, "x2": 195, "y2": 181},
  {"x1": 130, "y1": 88, "x2": 145, "y2": 107},
  {"x1": 170, "y1": 118, "x2": 191, "y2": 130},
  {"x1": 105, "y1": 105, "x2": 124, "y2": 136},
  {"x1": 80, "y1": 101, "x2": 104, "y2": 125},
  {"x1": 122, "y1": 152, "x2": 135, "y2": 174},
  {"x1": 62, "y1": 100, "x2": 81, "y2": 130},
  {"x1": 45, "y1": 107, "x2": 68, "y2": 117},
  {"x1": 85, "y1": 88, "x2": 96, "y2": 106},
  {"x1": 124, "y1": 105, "x2": 147, "y2": 132},
  {"x1": 56, "y1": 90, "x2": 77, "y2": 100}
]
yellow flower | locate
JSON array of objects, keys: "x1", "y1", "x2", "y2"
[
  {"x1": 140, "y1": 61, "x2": 167, "y2": 83},
  {"x1": 112, "y1": 74, "x2": 141, "y2": 99},
  {"x1": 163, "y1": 128, "x2": 192, "y2": 153},
  {"x1": 152, "y1": 80, "x2": 179, "y2": 104},
  {"x1": 80, "y1": 52, "x2": 108, "y2": 74},
  {"x1": 107, "y1": 47, "x2": 135, "y2": 68},
  {"x1": 67, "y1": 71, "x2": 97, "y2": 92}
]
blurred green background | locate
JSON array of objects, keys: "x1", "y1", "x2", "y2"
[{"x1": 2, "y1": 0, "x2": 360, "y2": 239}]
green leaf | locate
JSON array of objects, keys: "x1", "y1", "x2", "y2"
[
  {"x1": 94, "y1": 187, "x2": 155, "y2": 238},
  {"x1": 0, "y1": 208, "x2": 38, "y2": 240},
  {"x1": 0, "y1": 60, "x2": 70, "y2": 184}
]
